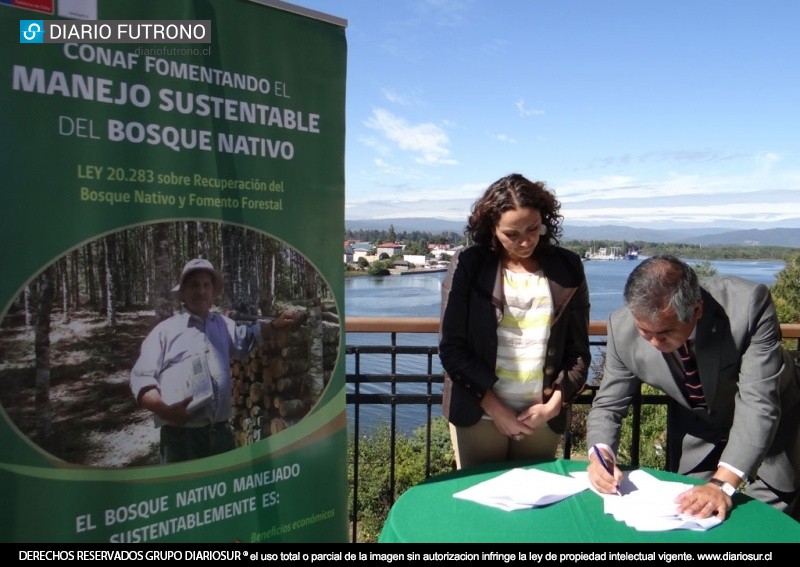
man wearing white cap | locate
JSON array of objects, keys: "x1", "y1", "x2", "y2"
[{"x1": 130, "y1": 258, "x2": 298, "y2": 463}]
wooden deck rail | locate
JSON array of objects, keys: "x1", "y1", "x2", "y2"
[{"x1": 346, "y1": 317, "x2": 800, "y2": 342}]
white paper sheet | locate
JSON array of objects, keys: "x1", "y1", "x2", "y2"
[
  {"x1": 570, "y1": 469, "x2": 722, "y2": 531},
  {"x1": 453, "y1": 467, "x2": 589, "y2": 511}
]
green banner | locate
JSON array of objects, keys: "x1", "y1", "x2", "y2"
[{"x1": 0, "y1": 0, "x2": 347, "y2": 542}]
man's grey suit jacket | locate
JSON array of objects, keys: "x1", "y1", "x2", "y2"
[{"x1": 587, "y1": 275, "x2": 800, "y2": 493}]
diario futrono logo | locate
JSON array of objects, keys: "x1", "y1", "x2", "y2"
[{"x1": 20, "y1": 20, "x2": 44, "y2": 43}]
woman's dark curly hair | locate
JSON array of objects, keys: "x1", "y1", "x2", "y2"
[{"x1": 466, "y1": 173, "x2": 563, "y2": 254}]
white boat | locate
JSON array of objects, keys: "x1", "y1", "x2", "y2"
[{"x1": 585, "y1": 246, "x2": 623, "y2": 260}]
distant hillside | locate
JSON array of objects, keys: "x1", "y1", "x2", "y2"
[
  {"x1": 560, "y1": 224, "x2": 732, "y2": 244},
  {"x1": 345, "y1": 218, "x2": 800, "y2": 247},
  {"x1": 677, "y1": 228, "x2": 800, "y2": 247},
  {"x1": 346, "y1": 218, "x2": 465, "y2": 233}
]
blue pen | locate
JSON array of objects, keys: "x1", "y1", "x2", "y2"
[{"x1": 592, "y1": 445, "x2": 621, "y2": 496}]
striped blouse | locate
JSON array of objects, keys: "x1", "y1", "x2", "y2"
[{"x1": 492, "y1": 268, "x2": 553, "y2": 412}]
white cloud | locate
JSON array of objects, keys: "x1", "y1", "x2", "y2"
[
  {"x1": 418, "y1": 0, "x2": 469, "y2": 26},
  {"x1": 515, "y1": 99, "x2": 545, "y2": 117},
  {"x1": 345, "y1": 166, "x2": 800, "y2": 229},
  {"x1": 381, "y1": 88, "x2": 423, "y2": 106},
  {"x1": 364, "y1": 108, "x2": 457, "y2": 165},
  {"x1": 359, "y1": 134, "x2": 390, "y2": 156},
  {"x1": 562, "y1": 200, "x2": 800, "y2": 228},
  {"x1": 372, "y1": 158, "x2": 425, "y2": 180},
  {"x1": 756, "y1": 151, "x2": 781, "y2": 175},
  {"x1": 492, "y1": 133, "x2": 517, "y2": 144}
]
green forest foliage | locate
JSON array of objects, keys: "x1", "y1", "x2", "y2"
[
  {"x1": 349, "y1": 417, "x2": 455, "y2": 542},
  {"x1": 773, "y1": 252, "x2": 800, "y2": 324}
]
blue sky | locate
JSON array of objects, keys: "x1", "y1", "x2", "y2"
[{"x1": 293, "y1": 0, "x2": 800, "y2": 229}]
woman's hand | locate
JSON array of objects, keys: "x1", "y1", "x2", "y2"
[
  {"x1": 517, "y1": 389, "x2": 562, "y2": 429},
  {"x1": 480, "y1": 390, "x2": 534, "y2": 439}
]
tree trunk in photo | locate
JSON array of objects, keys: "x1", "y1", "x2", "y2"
[
  {"x1": 120, "y1": 229, "x2": 133, "y2": 308},
  {"x1": 60, "y1": 257, "x2": 70, "y2": 324},
  {"x1": 143, "y1": 226, "x2": 152, "y2": 305},
  {"x1": 305, "y1": 261, "x2": 325, "y2": 401},
  {"x1": 196, "y1": 221, "x2": 210, "y2": 260},
  {"x1": 222, "y1": 223, "x2": 237, "y2": 306},
  {"x1": 85, "y1": 242, "x2": 99, "y2": 311},
  {"x1": 70, "y1": 249, "x2": 80, "y2": 309},
  {"x1": 186, "y1": 221, "x2": 197, "y2": 258},
  {"x1": 174, "y1": 222, "x2": 186, "y2": 265},
  {"x1": 104, "y1": 234, "x2": 117, "y2": 326},
  {"x1": 233, "y1": 229, "x2": 249, "y2": 311},
  {"x1": 24, "y1": 284, "x2": 32, "y2": 327},
  {"x1": 153, "y1": 223, "x2": 173, "y2": 321},
  {"x1": 99, "y1": 242, "x2": 108, "y2": 317},
  {"x1": 259, "y1": 253, "x2": 276, "y2": 317},
  {"x1": 34, "y1": 265, "x2": 56, "y2": 448},
  {"x1": 240, "y1": 228, "x2": 259, "y2": 312}
]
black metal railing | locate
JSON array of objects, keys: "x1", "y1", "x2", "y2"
[{"x1": 345, "y1": 317, "x2": 800, "y2": 542}]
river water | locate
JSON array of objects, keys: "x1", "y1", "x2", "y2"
[{"x1": 344, "y1": 258, "x2": 786, "y2": 434}]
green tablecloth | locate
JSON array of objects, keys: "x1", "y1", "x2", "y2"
[{"x1": 378, "y1": 458, "x2": 800, "y2": 543}]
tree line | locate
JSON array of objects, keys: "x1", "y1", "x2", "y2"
[{"x1": 345, "y1": 227, "x2": 798, "y2": 262}]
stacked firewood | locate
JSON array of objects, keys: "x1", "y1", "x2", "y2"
[{"x1": 230, "y1": 305, "x2": 340, "y2": 446}]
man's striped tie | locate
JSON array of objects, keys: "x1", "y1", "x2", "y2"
[{"x1": 677, "y1": 341, "x2": 706, "y2": 409}]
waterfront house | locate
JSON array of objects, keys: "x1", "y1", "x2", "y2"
[{"x1": 376, "y1": 242, "x2": 404, "y2": 257}]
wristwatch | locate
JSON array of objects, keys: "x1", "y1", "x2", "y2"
[{"x1": 709, "y1": 478, "x2": 736, "y2": 497}]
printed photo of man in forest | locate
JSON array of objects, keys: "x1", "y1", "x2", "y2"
[
  {"x1": 130, "y1": 258, "x2": 299, "y2": 463},
  {"x1": 0, "y1": 221, "x2": 341, "y2": 467}
]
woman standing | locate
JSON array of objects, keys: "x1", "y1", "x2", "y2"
[{"x1": 439, "y1": 173, "x2": 590, "y2": 468}]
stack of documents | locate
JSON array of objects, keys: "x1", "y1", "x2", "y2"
[
  {"x1": 571, "y1": 469, "x2": 722, "y2": 531},
  {"x1": 453, "y1": 467, "x2": 588, "y2": 511}
]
